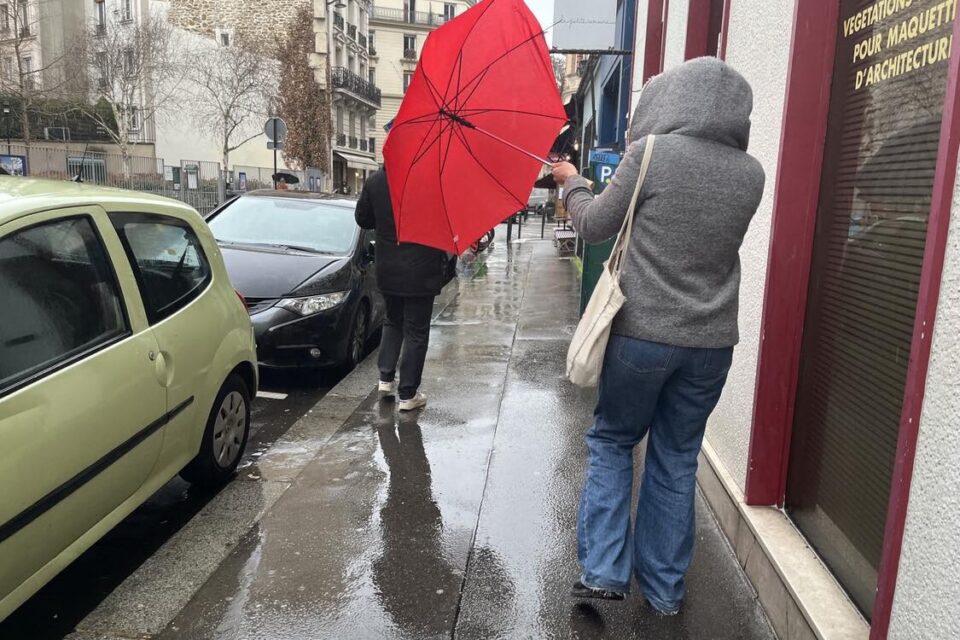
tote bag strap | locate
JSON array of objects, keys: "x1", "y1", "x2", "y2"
[{"x1": 609, "y1": 135, "x2": 656, "y2": 279}]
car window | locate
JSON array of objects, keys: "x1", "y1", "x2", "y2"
[
  {"x1": 111, "y1": 214, "x2": 212, "y2": 324},
  {"x1": 0, "y1": 216, "x2": 128, "y2": 395},
  {"x1": 207, "y1": 197, "x2": 359, "y2": 255}
]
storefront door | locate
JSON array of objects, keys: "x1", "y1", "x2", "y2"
[{"x1": 786, "y1": 0, "x2": 955, "y2": 619}]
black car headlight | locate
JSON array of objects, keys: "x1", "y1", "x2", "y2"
[{"x1": 277, "y1": 291, "x2": 349, "y2": 316}]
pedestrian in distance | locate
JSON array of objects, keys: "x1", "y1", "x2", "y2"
[
  {"x1": 552, "y1": 57, "x2": 765, "y2": 615},
  {"x1": 356, "y1": 131, "x2": 455, "y2": 411}
]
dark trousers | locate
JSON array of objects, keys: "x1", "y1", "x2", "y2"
[{"x1": 378, "y1": 294, "x2": 434, "y2": 400}]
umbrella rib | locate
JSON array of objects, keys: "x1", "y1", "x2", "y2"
[
  {"x1": 441, "y1": 0, "x2": 499, "y2": 106},
  {"x1": 449, "y1": 27, "x2": 553, "y2": 109},
  {"x1": 421, "y1": 72, "x2": 449, "y2": 112},
  {"x1": 392, "y1": 113, "x2": 447, "y2": 128},
  {"x1": 437, "y1": 120, "x2": 460, "y2": 253},
  {"x1": 397, "y1": 115, "x2": 447, "y2": 237},
  {"x1": 450, "y1": 125, "x2": 528, "y2": 210},
  {"x1": 457, "y1": 107, "x2": 568, "y2": 121}
]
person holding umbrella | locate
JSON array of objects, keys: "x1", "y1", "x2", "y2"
[
  {"x1": 551, "y1": 58, "x2": 765, "y2": 614},
  {"x1": 355, "y1": 120, "x2": 453, "y2": 412}
]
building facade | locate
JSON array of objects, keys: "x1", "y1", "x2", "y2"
[
  {"x1": 316, "y1": 0, "x2": 380, "y2": 195},
  {"x1": 627, "y1": 1, "x2": 960, "y2": 639},
  {"x1": 1, "y1": 0, "x2": 156, "y2": 146},
  {"x1": 159, "y1": 0, "x2": 310, "y2": 175},
  {"x1": 368, "y1": 0, "x2": 475, "y2": 166}
]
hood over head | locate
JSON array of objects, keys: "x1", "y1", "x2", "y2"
[{"x1": 627, "y1": 57, "x2": 753, "y2": 151}]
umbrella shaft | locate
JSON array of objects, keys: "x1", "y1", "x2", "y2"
[{"x1": 472, "y1": 124, "x2": 553, "y2": 167}]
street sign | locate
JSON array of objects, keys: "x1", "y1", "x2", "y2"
[
  {"x1": 264, "y1": 117, "x2": 287, "y2": 142},
  {"x1": 267, "y1": 141, "x2": 284, "y2": 150},
  {"x1": 588, "y1": 149, "x2": 620, "y2": 166}
]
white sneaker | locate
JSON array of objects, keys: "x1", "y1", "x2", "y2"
[
  {"x1": 378, "y1": 380, "x2": 397, "y2": 398},
  {"x1": 398, "y1": 392, "x2": 427, "y2": 412}
]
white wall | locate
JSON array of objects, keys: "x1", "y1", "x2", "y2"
[
  {"x1": 696, "y1": 0, "x2": 792, "y2": 490},
  {"x1": 662, "y1": 0, "x2": 687, "y2": 70},
  {"x1": 888, "y1": 167, "x2": 960, "y2": 639},
  {"x1": 151, "y1": 0, "x2": 291, "y2": 171}
]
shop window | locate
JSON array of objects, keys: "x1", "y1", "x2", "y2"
[{"x1": 786, "y1": 0, "x2": 954, "y2": 619}]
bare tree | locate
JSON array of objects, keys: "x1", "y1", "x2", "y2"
[
  {"x1": 0, "y1": 0, "x2": 85, "y2": 149},
  {"x1": 275, "y1": 7, "x2": 331, "y2": 172},
  {"x1": 77, "y1": 7, "x2": 186, "y2": 176},
  {"x1": 190, "y1": 40, "x2": 276, "y2": 173}
]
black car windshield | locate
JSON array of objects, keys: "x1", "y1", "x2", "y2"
[{"x1": 209, "y1": 197, "x2": 358, "y2": 254}]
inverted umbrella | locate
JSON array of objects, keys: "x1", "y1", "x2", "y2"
[{"x1": 383, "y1": 0, "x2": 568, "y2": 253}]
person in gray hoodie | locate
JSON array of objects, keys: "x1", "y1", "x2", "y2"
[{"x1": 552, "y1": 57, "x2": 764, "y2": 614}]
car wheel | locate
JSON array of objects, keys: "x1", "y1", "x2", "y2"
[
  {"x1": 344, "y1": 302, "x2": 369, "y2": 370},
  {"x1": 180, "y1": 373, "x2": 251, "y2": 487}
]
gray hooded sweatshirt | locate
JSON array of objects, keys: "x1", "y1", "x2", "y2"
[{"x1": 564, "y1": 57, "x2": 765, "y2": 348}]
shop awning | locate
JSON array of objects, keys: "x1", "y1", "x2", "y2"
[{"x1": 334, "y1": 151, "x2": 380, "y2": 172}]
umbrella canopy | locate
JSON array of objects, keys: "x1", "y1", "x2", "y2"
[
  {"x1": 272, "y1": 172, "x2": 300, "y2": 184},
  {"x1": 384, "y1": 0, "x2": 568, "y2": 253}
]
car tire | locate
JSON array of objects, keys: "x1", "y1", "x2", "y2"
[
  {"x1": 180, "y1": 373, "x2": 251, "y2": 487},
  {"x1": 343, "y1": 302, "x2": 369, "y2": 371}
]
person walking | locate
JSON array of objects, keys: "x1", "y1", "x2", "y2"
[
  {"x1": 551, "y1": 57, "x2": 765, "y2": 615},
  {"x1": 355, "y1": 167, "x2": 452, "y2": 411}
]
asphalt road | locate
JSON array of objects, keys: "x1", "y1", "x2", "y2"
[{"x1": 0, "y1": 368, "x2": 340, "y2": 640}]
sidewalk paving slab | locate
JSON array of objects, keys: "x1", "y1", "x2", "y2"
[{"x1": 152, "y1": 238, "x2": 776, "y2": 640}]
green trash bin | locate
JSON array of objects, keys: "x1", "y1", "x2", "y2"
[{"x1": 578, "y1": 151, "x2": 622, "y2": 315}]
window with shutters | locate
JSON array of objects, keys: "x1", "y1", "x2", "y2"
[{"x1": 786, "y1": 0, "x2": 954, "y2": 620}]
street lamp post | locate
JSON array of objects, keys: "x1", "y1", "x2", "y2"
[{"x1": 2, "y1": 102, "x2": 11, "y2": 155}]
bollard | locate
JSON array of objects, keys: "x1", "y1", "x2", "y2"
[
  {"x1": 517, "y1": 213, "x2": 522, "y2": 240},
  {"x1": 541, "y1": 208, "x2": 546, "y2": 239},
  {"x1": 507, "y1": 216, "x2": 513, "y2": 243}
]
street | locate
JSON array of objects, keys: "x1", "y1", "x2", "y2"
[{"x1": 0, "y1": 370, "x2": 338, "y2": 640}]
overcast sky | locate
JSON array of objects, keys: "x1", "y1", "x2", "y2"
[{"x1": 525, "y1": 0, "x2": 555, "y2": 45}]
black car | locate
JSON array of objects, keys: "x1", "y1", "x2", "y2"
[{"x1": 206, "y1": 190, "x2": 384, "y2": 369}]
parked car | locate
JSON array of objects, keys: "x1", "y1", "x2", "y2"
[
  {"x1": 0, "y1": 178, "x2": 257, "y2": 622},
  {"x1": 206, "y1": 190, "x2": 384, "y2": 370}
]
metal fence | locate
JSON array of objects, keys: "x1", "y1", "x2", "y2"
[{"x1": 3, "y1": 143, "x2": 328, "y2": 216}]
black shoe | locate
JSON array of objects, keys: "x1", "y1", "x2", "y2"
[{"x1": 571, "y1": 580, "x2": 626, "y2": 601}]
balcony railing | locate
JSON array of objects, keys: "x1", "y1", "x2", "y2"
[
  {"x1": 358, "y1": 33, "x2": 367, "y2": 49},
  {"x1": 371, "y1": 7, "x2": 447, "y2": 26},
  {"x1": 331, "y1": 66, "x2": 382, "y2": 107},
  {"x1": 333, "y1": 12, "x2": 345, "y2": 31},
  {"x1": 369, "y1": 137, "x2": 376, "y2": 155},
  {"x1": 403, "y1": 49, "x2": 417, "y2": 61},
  {"x1": 347, "y1": 23, "x2": 357, "y2": 40},
  {"x1": 336, "y1": 133, "x2": 347, "y2": 147},
  {"x1": 359, "y1": 138, "x2": 368, "y2": 152},
  {"x1": 349, "y1": 136, "x2": 359, "y2": 149}
]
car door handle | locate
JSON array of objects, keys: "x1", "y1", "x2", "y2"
[{"x1": 154, "y1": 351, "x2": 174, "y2": 388}]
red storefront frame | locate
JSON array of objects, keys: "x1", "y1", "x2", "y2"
[
  {"x1": 684, "y1": 0, "x2": 732, "y2": 59},
  {"x1": 744, "y1": 1, "x2": 960, "y2": 636}
]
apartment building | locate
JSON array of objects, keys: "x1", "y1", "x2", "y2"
[
  {"x1": 316, "y1": 0, "x2": 380, "y2": 194},
  {"x1": 368, "y1": 0, "x2": 474, "y2": 165}
]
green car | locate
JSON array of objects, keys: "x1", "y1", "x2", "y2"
[{"x1": 0, "y1": 179, "x2": 258, "y2": 621}]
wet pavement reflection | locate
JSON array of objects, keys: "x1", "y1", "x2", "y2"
[{"x1": 159, "y1": 239, "x2": 775, "y2": 640}]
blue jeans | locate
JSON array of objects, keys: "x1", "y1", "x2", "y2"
[{"x1": 577, "y1": 335, "x2": 733, "y2": 612}]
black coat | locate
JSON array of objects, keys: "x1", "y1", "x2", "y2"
[{"x1": 356, "y1": 169, "x2": 452, "y2": 297}]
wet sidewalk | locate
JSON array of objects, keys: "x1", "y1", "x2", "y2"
[{"x1": 159, "y1": 237, "x2": 776, "y2": 640}]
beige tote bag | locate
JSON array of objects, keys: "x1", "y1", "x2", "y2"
[{"x1": 567, "y1": 135, "x2": 656, "y2": 387}]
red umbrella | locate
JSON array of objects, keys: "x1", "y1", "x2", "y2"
[{"x1": 383, "y1": 0, "x2": 568, "y2": 254}]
